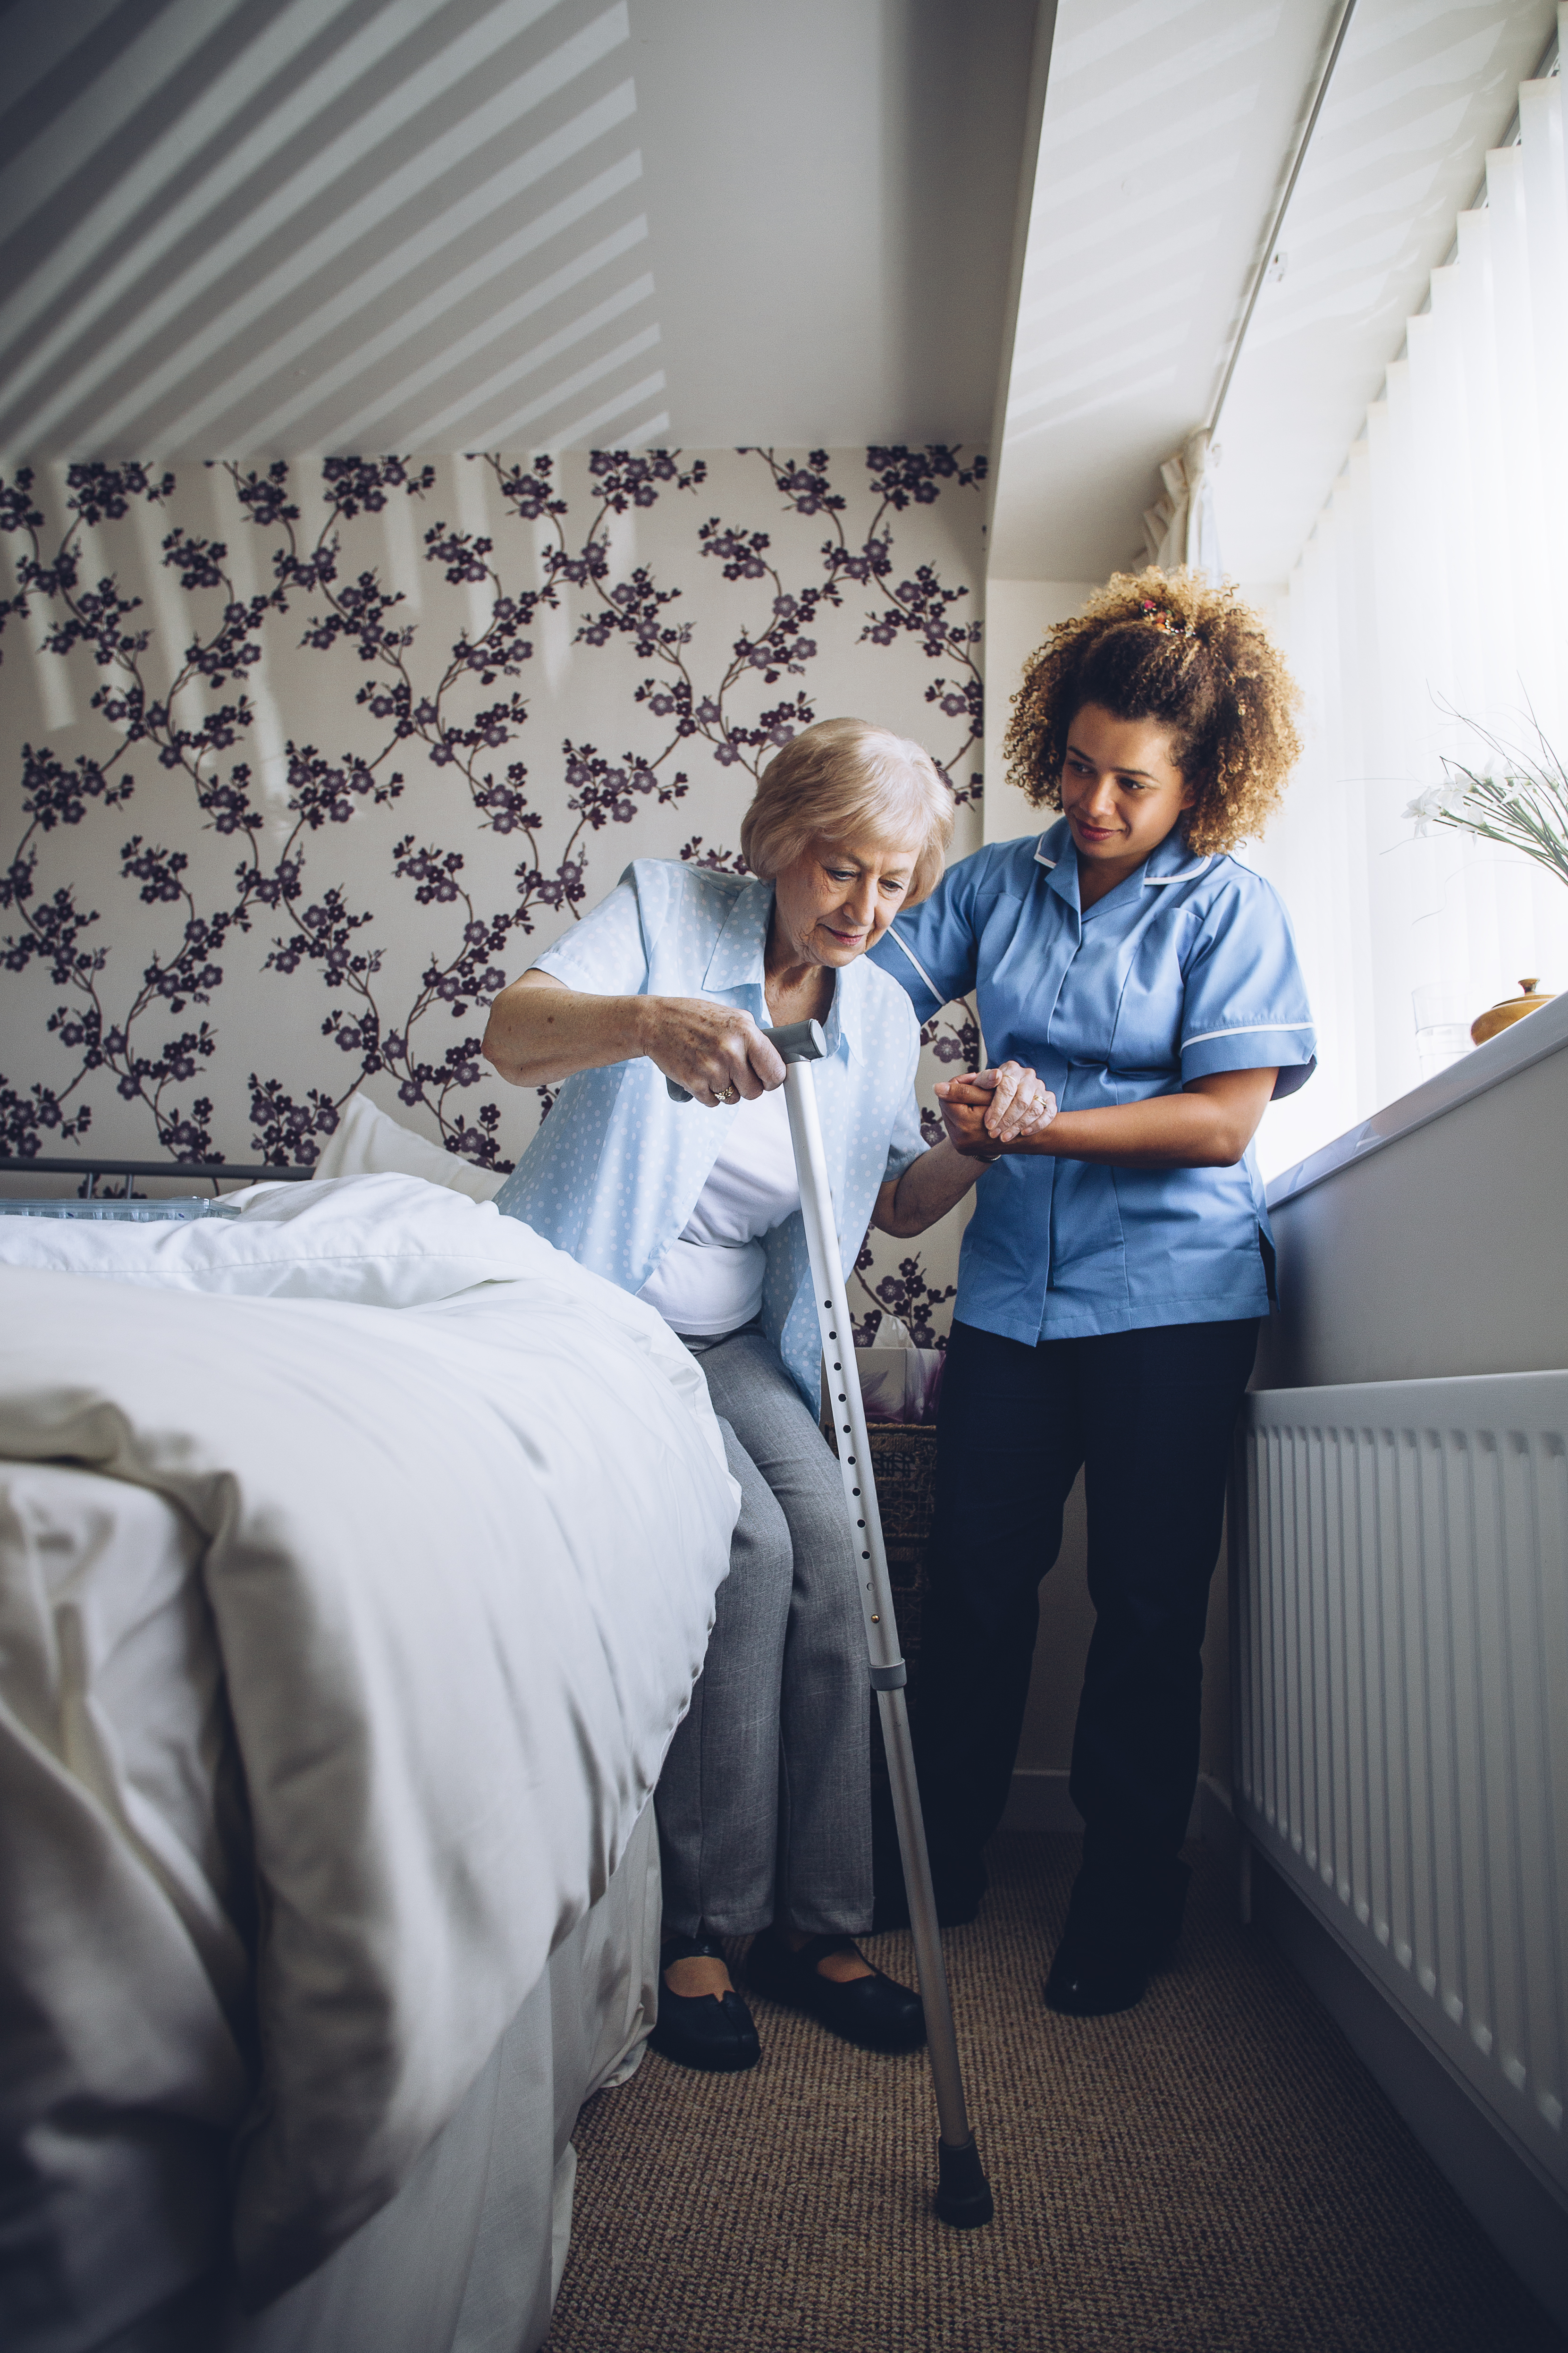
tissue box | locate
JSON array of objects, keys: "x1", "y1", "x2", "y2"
[{"x1": 857, "y1": 1345, "x2": 944, "y2": 1424}]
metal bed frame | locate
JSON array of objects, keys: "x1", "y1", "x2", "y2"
[{"x1": 0, "y1": 1154, "x2": 316, "y2": 1195}]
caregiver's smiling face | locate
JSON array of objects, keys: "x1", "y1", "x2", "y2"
[{"x1": 1059, "y1": 702, "x2": 1196, "y2": 899}]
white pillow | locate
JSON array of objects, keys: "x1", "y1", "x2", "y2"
[
  {"x1": 311, "y1": 1093, "x2": 505, "y2": 1202},
  {"x1": 0, "y1": 1174, "x2": 541, "y2": 1309}
]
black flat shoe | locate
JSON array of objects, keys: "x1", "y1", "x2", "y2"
[
  {"x1": 649, "y1": 1934, "x2": 761, "y2": 2073},
  {"x1": 746, "y1": 1927, "x2": 926, "y2": 2053}
]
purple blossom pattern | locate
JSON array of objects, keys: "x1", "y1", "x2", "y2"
[{"x1": 1, "y1": 450, "x2": 987, "y2": 1337}]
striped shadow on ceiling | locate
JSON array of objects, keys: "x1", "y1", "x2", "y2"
[{"x1": 0, "y1": 0, "x2": 666, "y2": 457}]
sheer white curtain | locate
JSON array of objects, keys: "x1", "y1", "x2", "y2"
[
  {"x1": 1247, "y1": 26, "x2": 1568, "y2": 1179},
  {"x1": 1142, "y1": 427, "x2": 1221, "y2": 583}
]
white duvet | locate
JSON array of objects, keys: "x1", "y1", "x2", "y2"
[{"x1": 0, "y1": 1177, "x2": 739, "y2": 2315}]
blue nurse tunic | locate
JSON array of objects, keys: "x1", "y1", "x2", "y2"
[{"x1": 868, "y1": 818, "x2": 1316, "y2": 1344}]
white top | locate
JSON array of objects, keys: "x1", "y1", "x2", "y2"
[
  {"x1": 494, "y1": 860, "x2": 925, "y2": 1406},
  {"x1": 636, "y1": 1083, "x2": 801, "y2": 1336}
]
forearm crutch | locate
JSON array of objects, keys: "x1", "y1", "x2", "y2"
[{"x1": 669, "y1": 1017, "x2": 993, "y2": 2229}]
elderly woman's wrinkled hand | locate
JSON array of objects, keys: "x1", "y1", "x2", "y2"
[
  {"x1": 934, "y1": 1061, "x2": 1056, "y2": 1158},
  {"x1": 652, "y1": 998, "x2": 786, "y2": 1109}
]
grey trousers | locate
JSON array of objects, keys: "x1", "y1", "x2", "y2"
[{"x1": 656, "y1": 1326, "x2": 872, "y2": 1939}]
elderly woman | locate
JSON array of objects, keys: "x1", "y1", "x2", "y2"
[{"x1": 482, "y1": 718, "x2": 1052, "y2": 2073}]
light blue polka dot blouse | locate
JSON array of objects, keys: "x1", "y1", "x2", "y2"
[{"x1": 492, "y1": 860, "x2": 925, "y2": 1407}]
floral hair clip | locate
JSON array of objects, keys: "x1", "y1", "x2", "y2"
[{"x1": 1140, "y1": 600, "x2": 1189, "y2": 636}]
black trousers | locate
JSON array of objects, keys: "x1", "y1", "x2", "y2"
[{"x1": 913, "y1": 1313, "x2": 1258, "y2": 1903}]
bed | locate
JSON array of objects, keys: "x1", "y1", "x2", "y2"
[{"x1": 0, "y1": 1162, "x2": 740, "y2": 2353}]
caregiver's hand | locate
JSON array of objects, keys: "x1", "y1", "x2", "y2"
[
  {"x1": 646, "y1": 998, "x2": 785, "y2": 1108},
  {"x1": 932, "y1": 1066, "x2": 1281, "y2": 1169},
  {"x1": 935, "y1": 1063, "x2": 1056, "y2": 1157},
  {"x1": 874, "y1": 1063, "x2": 1054, "y2": 1236}
]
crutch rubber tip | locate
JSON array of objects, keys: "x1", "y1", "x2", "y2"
[{"x1": 935, "y1": 2135, "x2": 994, "y2": 2228}]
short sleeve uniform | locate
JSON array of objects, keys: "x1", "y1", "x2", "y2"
[
  {"x1": 868, "y1": 820, "x2": 1316, "y2": 1344},
  {"x1": 493, "y1": 860, "x2": 924, "y2": 1405}
]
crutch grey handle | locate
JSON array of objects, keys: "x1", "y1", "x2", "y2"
[
  {"x1": 760, "y1": 1018, "x2": 826, "y2": 1063},
  {"x1": 665, "y1": 1018, "x2": 826, "y2": 1101}
]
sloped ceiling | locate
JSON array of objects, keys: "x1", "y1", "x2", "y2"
[
  {"x1": 987, "y1": 0, "x2": 1559, "y2": 586},
  {"x1": 0, "y1": 0, "x2": 1036, "y2": 457},
  {"x1": 1213, "y1": 0, "x2": 1560, "y2": 583},
  {"x1": 0, "y1": 0, "x2": 1554, "y2": 598},
  {"x1": 986, "y1": 0, "x2": 1340, "y2": 582}
]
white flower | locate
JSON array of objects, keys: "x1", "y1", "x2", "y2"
[{"x1": 1404, "y1": 782, "x2": 1470, "y2": 838}]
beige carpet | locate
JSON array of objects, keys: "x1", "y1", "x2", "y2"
[{"x1": 543, "y1": 1831, "x2": 1563, "y2": 2353}]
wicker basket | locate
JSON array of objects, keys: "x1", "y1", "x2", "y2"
[{"x1": 863, "y1": 1425, "x2": 938, "y2": 1777}]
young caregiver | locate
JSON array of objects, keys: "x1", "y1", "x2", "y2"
[{"x1": 869, "y1": 570, "x2": 1316, "y2": 2018}]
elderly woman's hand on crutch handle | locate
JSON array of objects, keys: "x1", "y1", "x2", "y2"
[{"x1": 483, "y1": 969, "x2": 788, "y2": 1109}]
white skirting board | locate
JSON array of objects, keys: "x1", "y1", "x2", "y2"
[
  {"x1": 1198, "y1": 1780, "x2": 1568, "y2": 2336},
  {"x1": 1005, "y1": 1769, "x2": 1568, "y2": 2328},
  {"x1": 1233, "y1": 1374, "x2": 1568, "y2": 2175}
]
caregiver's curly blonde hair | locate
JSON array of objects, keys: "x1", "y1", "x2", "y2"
[{"x1": 1003, "y1": 567, "x2": 1301, "y2": 856}]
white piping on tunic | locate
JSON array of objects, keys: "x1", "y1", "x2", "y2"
[
  {"x1": 883, "y1": 923, "x2": 944, "y2": 1007},
  {"x1": 1032, "y1": 836, "x2": 1211, "y2": 884},
  {"x1": 1183, "y1": 1022, "x2": 1314, "y2": 1047}
]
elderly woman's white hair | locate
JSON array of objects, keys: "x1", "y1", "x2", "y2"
[{"x1": 740, "y1": 718, "x2": 954, "y2": 905}]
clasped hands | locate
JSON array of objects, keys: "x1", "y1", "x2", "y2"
[
  {"x1": 936, "y1": 1061, "x2": 1057, "y2": 1157},
  {"x1": 649, "y1": 997, "x2": 1056, "y2": 1151}
]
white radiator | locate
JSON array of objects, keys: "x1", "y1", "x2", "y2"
[{"x1": 1231, "y1": 1370, "x2": 1568, "y2": 2200}]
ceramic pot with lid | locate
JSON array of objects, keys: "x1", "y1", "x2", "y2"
[{"x1": 1470, "y1": 977, "x2": 1556, "y2": 1047}]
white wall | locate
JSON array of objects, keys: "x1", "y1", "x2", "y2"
[{"x1": 978, "y1": 577, "x2": 1092, "y2": 846}]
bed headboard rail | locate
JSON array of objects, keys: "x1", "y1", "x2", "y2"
[{"x1": 0, "y1": 1155, "x2": 316, "y2": 1196}]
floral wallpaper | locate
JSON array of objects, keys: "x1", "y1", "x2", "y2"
[{"x1": 0, "y1": 446, "x2": 986, "y2": 1343}]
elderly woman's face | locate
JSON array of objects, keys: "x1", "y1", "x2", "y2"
[{"x1": 770, "y1": 831, "x2": 927, "y2": 971}]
